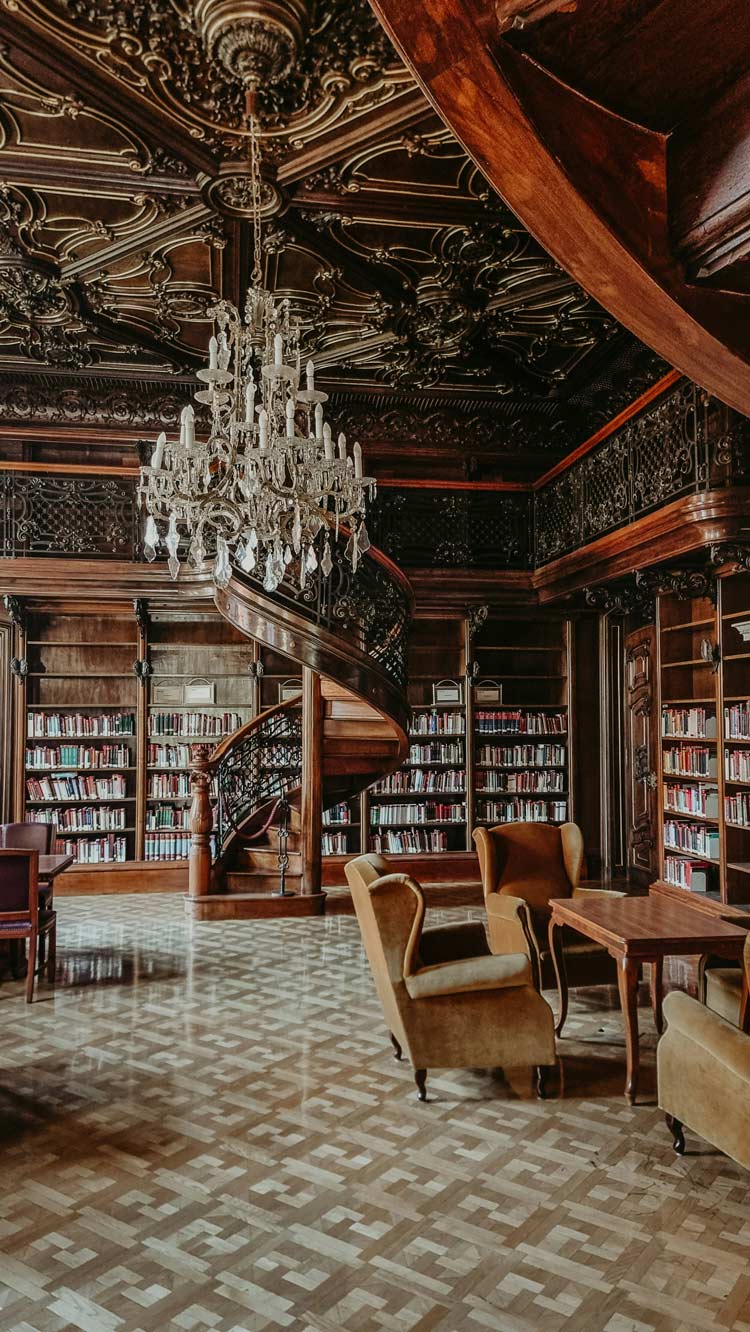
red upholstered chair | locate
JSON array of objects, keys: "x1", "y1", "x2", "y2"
[{"x1": 0, "y1": 848, "x2": 56, "y2": 1002}]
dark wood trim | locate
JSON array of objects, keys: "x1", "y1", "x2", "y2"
[{"x1": 301, "y1": 668, "x2": 323, "y2": 897}]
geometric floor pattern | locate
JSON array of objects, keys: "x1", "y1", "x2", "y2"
[{"x1": 1, "y1": 895, "x2": 749, "y2": 1332}]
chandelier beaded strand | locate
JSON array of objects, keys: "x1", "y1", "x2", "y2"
[{"x1": 138, "y1": 110, "x2": 374, "y2": 594}]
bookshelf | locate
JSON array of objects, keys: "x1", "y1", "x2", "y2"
[
  {"x1": 24, "y1": 610, "x2": 138, "y2": 865},
  {"x1": 17, "y1": 603, "x2": 299, "y2": 887},
  {"x1": 654, "y1": 575, "x2": 750, "y2": 912},
  {"x1": 470, "y1": 611, "x2": 572, "y2": 831}
]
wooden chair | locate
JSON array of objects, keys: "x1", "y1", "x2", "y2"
[
  {"x1": 0, "y1": 848, "x2": 56, "y2": 1002},
  {"x1": 0, "y1": 822, "x2": 56, "y2": 970},
  {"x1": 473, "y1": 821, "x2": 626, "y2": 1034}
]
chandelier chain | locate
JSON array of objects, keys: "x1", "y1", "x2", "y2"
[{"x1": 249, "y1": 114, "x2": 263, "y2": 289}]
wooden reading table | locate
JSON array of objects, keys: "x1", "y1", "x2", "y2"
[
  {"x1": 39, "y1": 854, "x2": 75, "y2": 883},
  {"x1": 548, "y1": 894, "x2": 748, "y2": 1104}
]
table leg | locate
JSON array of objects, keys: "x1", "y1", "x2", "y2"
[
  {"x1": 650, "y1": 956, "x2": 664, "y2": 1035},
  {"x1": 548, "y1": 917, "x2": 569, "y2": 1037},
  {"x1": 616, "y1": 954, "x2": 640, "y2": 1104}
]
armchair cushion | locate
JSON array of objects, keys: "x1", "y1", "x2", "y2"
[
  {"x1": 572, "y1": 886, "x2": 626, "y2": 902},
  {"x1": 418, "y1": 921, "x2": 490, "y2": 968},
  {"x1": 405, "y1": 951, "x2": 532, "y2": 1000}
]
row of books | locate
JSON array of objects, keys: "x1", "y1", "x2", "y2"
[
  {"x1": 148, "y1": 744, "x2": 193, "y2": 768},
  {"x1": 323, "y1": 804, "x2": 351, "y2": 826},
  {"x1": 661, "y1": 707, "x2": 716, "y2": 739},
  {"x1": 476, "y1": 771, "x2": 565, "y2": 793},
  {"x1": 725, "y1": 701, "x2": 750, "y2": 739},
  {"x1": 149, "y1": 712, "x2": 243, "y2": 736},
  {"x1": 28, "y1": 713, "x2": 135, "y2": 738},
  {"x1": 410, "y1": 711, "x2": 465, "y2": 736},
  {"x1": 664, "y1": 857, "x2": 710, "y2": 893},
  {"x1": 663, "y1": 785, "x2": 719, "y2": 818},
  {"x1": 59, "y1": 836, "x2": 127, "y2": 863},
  {"x1": 408, "y1": 743, "x2": 464, "y2": 765},
  {"x1": 322, "y1": 832, "x2": 351, "y2": 855},
  {"x1": 370, "y1": 830, "x2": 449, "y2": 854},
  {"x1": 26, "y1": 774, "x2": 127, "y2": 801},
  {"x1": 725, "y1": 792, "x2": 750, "y2": 828},
  {"x1": 476, "y1": 744, "x2": 566, "y2": 768},
  {"x1": 663, "y1": 746, "x2": 716, "y2": 777},
  {"x1": 372, "y1": 769, "x2": 464, "y2": 794},
  {"x1": 664, "y1": 821, "x2": 720, "y2": 858},
  {"x1": 32, "y1": 806, "x2": 127, "y2": 832},
  {"x1": 476, "y1": 799, "x2": 567, "y2": 823},
  {"x1": 26, "y1": 744, "x2": 131, "y2": 770},
  {"x1": 144, "y1": 832, "x2": 194, "y2": 860},
  {"x1": 148, "y1": 773, "x2": 191, "y2": 798},
  {"x1": 475, "y1": 711, "x2": 566, "y2": 735},
  {"x1": 725, "y1": 750, "x2": 750, "y2": 782},
  {"x1": 146, "y1": 806, "x2": 190, "y2": 830},
  {"x1": 371, "y1": 802, "x2": 466, "y2": 826}
]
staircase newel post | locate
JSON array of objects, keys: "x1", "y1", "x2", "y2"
[
  {"x1": 301, "y1": 668, "x2": 323, "y2": 898},
  {"x1": 189, "y1": 743, "x2": 214, "y2": 898}
]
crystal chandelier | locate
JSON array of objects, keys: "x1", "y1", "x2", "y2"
[{"x1": 138, "y1": 114, "x2": 374, "y2": 594}]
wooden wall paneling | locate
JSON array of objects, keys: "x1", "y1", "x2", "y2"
[
  {"x1": 623, "y1": 624, "x2": 658, "y2": 886},
  {"x1": 301, "y1": 667, "x2": 323, "y2": 897}
]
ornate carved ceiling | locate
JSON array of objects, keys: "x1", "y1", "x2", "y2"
[{"x1": 0, "y1": 0, "x2": 668, "y2": 480}]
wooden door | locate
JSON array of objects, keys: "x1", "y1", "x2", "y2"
[{"x1": 624, "y1": 626, "x2": 659, "y2": 883}]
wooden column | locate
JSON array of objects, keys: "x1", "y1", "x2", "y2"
[
  {"x1": 7, "y1": 599, "x2": 27, "y2": 824},
  {"x1": 189, "y1": 744, "x2": 214, "y2": 898},
  {"x1": 134, "y1": 599, "x2": 148, "y2": 862},
  {"x1": 301, "y1": 667, "x2": 323, "y2": 896},
  {"x1": 463, "y1": 613, "x2": 475, "y2": 852}
]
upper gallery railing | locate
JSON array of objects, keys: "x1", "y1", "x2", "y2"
[{"x1": 2, "y1": 381, "x2": 749, "y2": 570}]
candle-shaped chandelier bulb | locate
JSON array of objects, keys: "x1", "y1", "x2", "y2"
[
  {"x1": 245, "y1": 374, "x2": 255, "y2": 423},
  {"x1": 314, "y1": 402, "x2": 324, "y2": 442},
  {"x1": 273, "y1": 333, "x2": 283, "y2": 369},
  {"x1": 353, "y1": 442, "x2": 363, "y2": 479},
  {"x1": 286, "y1": 397, "x2": 295, "y2": 439},
  {"x1": 337, "y1": 432, "x2": 347, "y2": 462},
  {"x1": 152, "y1": 431, "x2": 166, "y2": 470},
  {"x1": 209, "y1": 335, "x2": 218, "y2": 371},
  {"x1": 258, "y1": 407, "x2": 269, "y2": 450},
  {"x1": 323, "y1": 422, "x2": 333, "y2": 460},
  {"x1": 183, "y1": 404, "x2": 195, "y2": 451},
  {"x1": 306, "y1": 359, "x2": 315, "y2": 391}
]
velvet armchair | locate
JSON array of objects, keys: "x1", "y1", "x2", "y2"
[
  {"x1": 345, "y1": 853, "x2": 556, "y2": 1101},
  {"x1": 472, "y1": 821, "x2": 625, "y2": 1033},
  {"x1": 659, "y1": 936, "x2": 750, "y2": 1169}
]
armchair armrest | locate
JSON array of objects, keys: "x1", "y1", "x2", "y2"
[
  {"x1": 485, "y1": 894, "x2": 536, "y2": 955},
  {"x1": 404, "y1": 951, "x2": 532, "y2": 1000},
  {"x1": 572, "y1": 886, "x2": 627, "y2": 902},
  {"x1": 419, "y1": 921, "x2": 490, "y2": 967},
  {"x1": 663, "y1": 990, "x2": 750, "y2": 1079}
]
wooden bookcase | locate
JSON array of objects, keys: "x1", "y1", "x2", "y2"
[
  {"x1": 321, "y1": 611, "x2": 574, "y2": 880},
  {"x1": 15, "y1": 602, "x2": 298, "y2": 890},
  {"x1": 654, "y1": 573, "x2": 750, "y2": 914}
]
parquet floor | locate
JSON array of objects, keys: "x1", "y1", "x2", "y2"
[{"x1": 1, "y1": 895, "x2": 749, "y2": 1332}]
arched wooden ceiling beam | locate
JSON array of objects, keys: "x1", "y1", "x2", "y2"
[{"x1": 367, "y1": 0, "x2": 750, "y2": 413}]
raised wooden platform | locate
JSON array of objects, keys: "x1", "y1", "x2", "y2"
[{"x1": 184, "y1": 891, "x2": 327, "y2": 921}]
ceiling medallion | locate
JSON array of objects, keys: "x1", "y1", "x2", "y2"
[
  {"x1": 203, "y1": 166, "x2": 284, "y2": 219},
  {"x1": 194, "y1": 0, "x2": 311, "y2": 86}
]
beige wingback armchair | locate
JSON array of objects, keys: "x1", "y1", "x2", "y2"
[
  {"x1": 658, "y1": 936, "x2": 750, "y2": 1169},
  {"x1": 473, "y1": 822, "x2": 625, "y2": 1033},
  {"x1": 345, "y1": 853, "x2": 556, "y2": 1101}
]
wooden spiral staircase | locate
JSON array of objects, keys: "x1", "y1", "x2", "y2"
[{"x1": 185, "y1": 532, "x2": 413, "y2": 919}]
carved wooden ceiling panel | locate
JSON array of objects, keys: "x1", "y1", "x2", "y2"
[{"x1": 0, "y1": 0, "x2": 669, "y2": 481}]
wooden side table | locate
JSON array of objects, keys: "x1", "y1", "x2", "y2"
[{"x1": 548, "y1": 895, "x2": 747, "y2": 1104}]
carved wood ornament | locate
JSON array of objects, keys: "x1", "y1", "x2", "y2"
[{"x1": 0, "y1": 0, "x2": 670, "y2": 484}]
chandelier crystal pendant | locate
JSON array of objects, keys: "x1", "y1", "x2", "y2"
[{"x1": 138, "y1": 113, "x2": 375, "y2": 595}]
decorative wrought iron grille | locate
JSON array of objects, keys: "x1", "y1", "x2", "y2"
[
  {"x1": 1, "y1": 472, "x2": 138, "y2": 559},
  {"x1": 238, "y1": 529, "x2": 412, "y2": 692},
  {"x1": 214, "y1": 702, "x2": 302, "y2": 849},
  {"x1": 369, "y1": 488, "x2": 533, "y2": 570}
]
